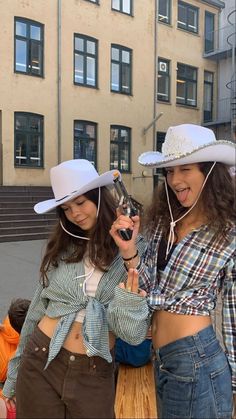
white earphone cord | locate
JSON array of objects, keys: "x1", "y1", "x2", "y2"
[{"x1": 164, "y1": 162, "x2": 216, "y2": 258}]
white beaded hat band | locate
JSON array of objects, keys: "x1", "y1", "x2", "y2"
[{"x1": 138, "y1": 124, "x2": 236, "y2": 168}]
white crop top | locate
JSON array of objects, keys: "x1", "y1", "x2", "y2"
[{"x1": 75, "y1": 257, "x2": 103, "y2": 323}]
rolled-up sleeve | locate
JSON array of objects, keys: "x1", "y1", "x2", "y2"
[
  {"x1": 222, "y1": 257, "x2": 236, "y2": 393},
  {"x1": 107, "y1": 286, "x2": 150, "y2": 345}
]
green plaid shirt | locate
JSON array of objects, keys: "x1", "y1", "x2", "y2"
[{"x1": 3, "y1": 236, "x2": 148, "y2": 399}]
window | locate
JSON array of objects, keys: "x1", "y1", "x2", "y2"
[
  {"x1": 74, "y1": 121, "x2": 97, "y2": 167},
  {"x1": 176, "y1": 63, "x2": 197, "y2": 107},
  {"x1": 110, "y1": 126, "x2": 131, "y2": 172},
  {"x1": 15, "y1": 113, "x2": 43, "y2": 167},
  {"x1": 74, "y1": 35, "x2": 98, "y2": 87},
  {"x1": 178, "y1": 1, "x2": 198, "y2": 33},
  {"x1": 154, "y1": 132, "x2": 166, "y2": 187},
  {"x1": 157, "y1": 58, "x2": 170, "y2": 102},
  {"x1": 156, "y1": 131, "x2": 165, "y2": 153},
  {"x1": 205, "y1": 12, "x2": 215, "y2": 53},
  {"x1": 158, "y1": 0, "x2": 171, "y2": 24},
  {"x1": 14, "y1": 18, "x2": 43, "y2": 76},
  {"x1": 111, "y1": 45, "x2": 132, "y2": 94},
  {"x1": 204, "y1": 71, "x2": 213, "y2": 122},
  {"x1": 112, "y1": 0, "x2": 132, "y2": 15}
]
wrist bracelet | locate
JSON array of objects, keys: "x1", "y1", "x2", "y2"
[
  {"x1": 124, "y1": 256, "x2": 140, "y2": 271},
  {"x1": 122, "y1": 250, "x2": 138, "y2": 261}
]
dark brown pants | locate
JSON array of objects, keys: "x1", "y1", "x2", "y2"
[{"x1": 16, "y1": 326, "x2": 115, "y2": 419}]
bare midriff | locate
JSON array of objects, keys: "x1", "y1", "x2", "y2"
[
  {"x1": 38, "y1": 315, "x2": 116, "y2": 354},
  {"x1": 152, "y1": 310, "x2": 212, "y2": 349}
]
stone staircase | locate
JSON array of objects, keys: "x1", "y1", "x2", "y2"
[{"x1": 0, "y1": 186, "x2": 57, "y2": 242}]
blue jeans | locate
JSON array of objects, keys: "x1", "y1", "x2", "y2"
[{"x1": 154, "y1": 325, "x2": 233, "y2": 419}]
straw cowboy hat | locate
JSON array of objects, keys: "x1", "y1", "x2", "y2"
[
  {"x1": 34, "y1": 159, "x2": 120, "y2": 214},
  {"x1": 138, "y1": 124, "x2": 236, "y2": 168}
]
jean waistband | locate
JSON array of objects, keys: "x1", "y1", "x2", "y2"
[
  {"x1": 32, "y1": 325, "x2": 114, "y2": 366},
  {"x1": 156, "y1": 325, "x2": 217, "y2": 359}
]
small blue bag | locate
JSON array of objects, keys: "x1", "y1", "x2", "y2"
[{"x1": 115, "y1": 338, "x2": 152, "y2": 367}]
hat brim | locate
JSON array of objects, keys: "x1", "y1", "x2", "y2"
[
  {"x1": 34, "y1": 170, "x2": 119, "y2": 214},
  {"x1": 138, "y1": 141, "x2": 236, "y2": 168}
]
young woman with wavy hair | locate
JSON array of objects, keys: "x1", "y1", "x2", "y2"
[
  {"x1": 145, "y1": 161, "x2": 235, "y2": 241},
  {"x1": 2, "y1": 159, "x2": 146, "y2": 419},
  {"x1": 109, "y1": 124, "x2": 236, "y2": 419}
]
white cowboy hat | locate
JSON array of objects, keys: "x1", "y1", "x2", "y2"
[
  {"x1": 138, "y1": 124, "x2": 236, "y2": 168},
  {"x1": 34, "y1": 159, "x2": 120, "y2": 214}
]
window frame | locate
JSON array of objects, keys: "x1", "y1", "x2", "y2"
[
  {"x1": 14, "y1": 17, "x2": 44, "y2": 77},
  {"x1": 110, "y1": 125, "x2": 131, "y2": 173},
  {"x1": 14, "y1": 112, "x2": 44, "y2": 168},
  {"x1": 74, "y1": 120, "x2": 97, "y2": 168},
  {"x1": 111, "y1": 44, "x2": 132, "y2": 95},
  {"x1": 177, "y1": 1, "x2": 199, "y2": 34},
  {"x1": 157, "y1": 58, "x2": 170, "y2": 102},
  {"x1": 158, "y1": 0, "x2": 171, "y2": 24},
  {"x1": 176, "y1": 62, "x2": 198, "y2": 107},
  {"x1": 203, "y1": 71, "x2": 214, "y2": 122},
  {"x1": 74, "y1": 34, "x2": 98, "y2": 88},
  {"x1": 204, "y1": 11, "x2": 215, "y2": 53},
  {"x1": 111, "y1": 0, "x2": 133, "y2": 15}
]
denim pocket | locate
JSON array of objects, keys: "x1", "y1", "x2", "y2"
[
  {"x1": 159, "y1": 352, "x2": 195, "y2": 382},
  {"x1": 210, "y1": 362, "x2": 233, "y2": 418}
]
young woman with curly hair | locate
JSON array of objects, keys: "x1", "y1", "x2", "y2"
[
  {"x1": 109, "y1": 124, "x2": 236, "y2": 419},
  {"x1": 2, "y1": 159, "x2": 146, "y2": 419}
]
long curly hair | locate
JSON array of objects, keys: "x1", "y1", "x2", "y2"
[
  {"x1": 40, "y1": 186, "x2": 119, "y2": 286},
  {"x1": 144, "y1": 162, "x2": 236, "y2": 240}
]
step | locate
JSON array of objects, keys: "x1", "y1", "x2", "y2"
[
  {"x1": 0, "y1": 232, "x2": 51, "y2": 243},
  {"x1": 0, "y1": 225, "x2": 55, "y2": 235},
  {"x1": 0, "y1": 195, "x2": 53, "y2": 203},
  {"x1": 0, "y1": 191, "x2": 53, "y2": 197},
  {"x1": 0, "y1": 208, "x2": 52, "y2": 214},
  {"x1": 0, "y1": 186, "x2": 52, "y2": 192},
  {"x1": 0, "y1": 202, "x2": 39, "y2": 209},
  {"x1": 0, "y1": 219, "x2": 57, "y2": 228},
  {"x1": 0, "y1": 213, "x2": 56, "y2": 221},
  {"x1": 0, "y1": 186, "x2": 56, "y2": 242}
]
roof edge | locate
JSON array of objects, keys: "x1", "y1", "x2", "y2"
[{"x1": 201, "y1": 0, "x2": 225, "y2": 9}]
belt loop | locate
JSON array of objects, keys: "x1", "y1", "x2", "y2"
[
  {"x1": 193, "y1": 333, "x2": 205, "y2": 358},
  {"x1": 155, "y1": 348, "x2": 161, "y2": 362}
]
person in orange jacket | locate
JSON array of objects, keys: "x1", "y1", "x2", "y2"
[{"x1": 0, "y1": 299, "x2": 30, "y2": 401}]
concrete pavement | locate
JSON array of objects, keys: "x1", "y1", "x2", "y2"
[{"x1": 0, "y1": 240, "x2": 46, "y2": 321}]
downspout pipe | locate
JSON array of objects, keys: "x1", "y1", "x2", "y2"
[
  {"x1": 57, "y1": 0, "x2": 62, "y2": 163},
  {"x1": 153, "y1": 0, "x2": 158, "y2": 151}
]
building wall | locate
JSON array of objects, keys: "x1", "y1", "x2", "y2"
[
  {"x1": 0, "y1": 0, "x2": 226, "y2": 203},
  {"x1": 155, "y1": 0, "x2": 220, "y2": 135},
  {"x1": 0, "y1": 0, "x2": 58, "y2": 186},
  {"x1": 0, "y1": 0, "x2": 155, "y2": 204}
]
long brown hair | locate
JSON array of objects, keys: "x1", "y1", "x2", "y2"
[
  {"x1": 144, "y1": 162, "x2": 236, "y2": 239},
  {"x1": 40, "y1": 186, "x2": 118, "y2": 286}
]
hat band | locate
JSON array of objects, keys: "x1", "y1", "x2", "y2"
[
  {"x1": 164, "y1": 152, "x2": 182, "y2": 158},
  {"x1": 55, "y1": 190, "x2": 77, "y2": 203}
]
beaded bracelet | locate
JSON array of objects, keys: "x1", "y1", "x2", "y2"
[{"x1": 122, "y1": 250, "x2": 138, "y2": 261}]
